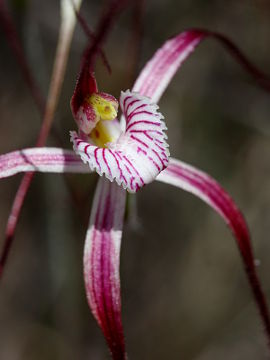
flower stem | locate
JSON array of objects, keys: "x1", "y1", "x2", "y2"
[
  {"x1": 0, "y1": 0, "x2": 45, "y2": 112},
  {"x1": 0, "y1": 0, "x2": 82, "y2": 277},
  {"x1": 204, "y1": 29, "x2": 270, "y2": 92}
]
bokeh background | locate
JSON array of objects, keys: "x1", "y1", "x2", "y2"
[{"x1": 1, "y1": 0, "x2": 270, "y2": 359}]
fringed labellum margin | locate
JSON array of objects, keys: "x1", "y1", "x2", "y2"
[{"x1": 71, "y1": 90, "x2": 170, "y2": 193}]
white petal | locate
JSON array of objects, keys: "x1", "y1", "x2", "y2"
[
  {"x1": 84, "y1": 178, "x2": 127, "y2": 358},
  {"x1": 0, "y1": 148, "x2": 89, "y2": 178}
]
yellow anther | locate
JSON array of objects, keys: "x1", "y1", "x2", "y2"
[{"x1": 88, "y1": 93, "x2": 117, "y2": 121}]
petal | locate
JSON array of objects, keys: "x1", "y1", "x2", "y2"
[
  {"x1": 156, "y1": 158, "x2": 270, "y2": 340},
  {"x1": 131, "y1": 29, "x2": 270, "y2": 105},
  {"x1": 84, "y1": 178, "x2": 127, "y2": 360},
  {"x1": 0, "y1": 148, "x2": 90, "y2": 178},
  {"x1": 71, "y1": 90, "x2": 169, "y2": 193},
  {"x1": 133, "y1": 30, "x2": 204, "y2": 102},
  {"x1": 119, "y1": 30, "x2": 204, "y2": 130}
]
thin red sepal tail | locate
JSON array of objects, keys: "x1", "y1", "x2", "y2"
[{"x1": 157, "y1": 158, "x2": 270, "y2": 348}]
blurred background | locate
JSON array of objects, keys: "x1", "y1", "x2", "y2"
[{"x1": 1, "y1": 0, "x2": 270, "y2": 359}]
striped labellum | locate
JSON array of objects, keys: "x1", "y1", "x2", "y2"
[{"x1": 71, "y1": 90, "x2": 169, "y2": 192}]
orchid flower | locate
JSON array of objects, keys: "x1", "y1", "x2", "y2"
[{"x1": 1, "y1": 29, "x2": 270, "y2": 360}]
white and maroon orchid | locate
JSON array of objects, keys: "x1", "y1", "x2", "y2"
[
  {"x1": 1, "y1": 29, "x2": 270, "y2": 360},
  {"x1": 70, "y1": 88, "x2": 169, "y2": 192}
]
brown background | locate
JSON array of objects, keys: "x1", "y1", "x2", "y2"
[{"x1": 1, "y1": 0, "x2": 270, "y2": 359}]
